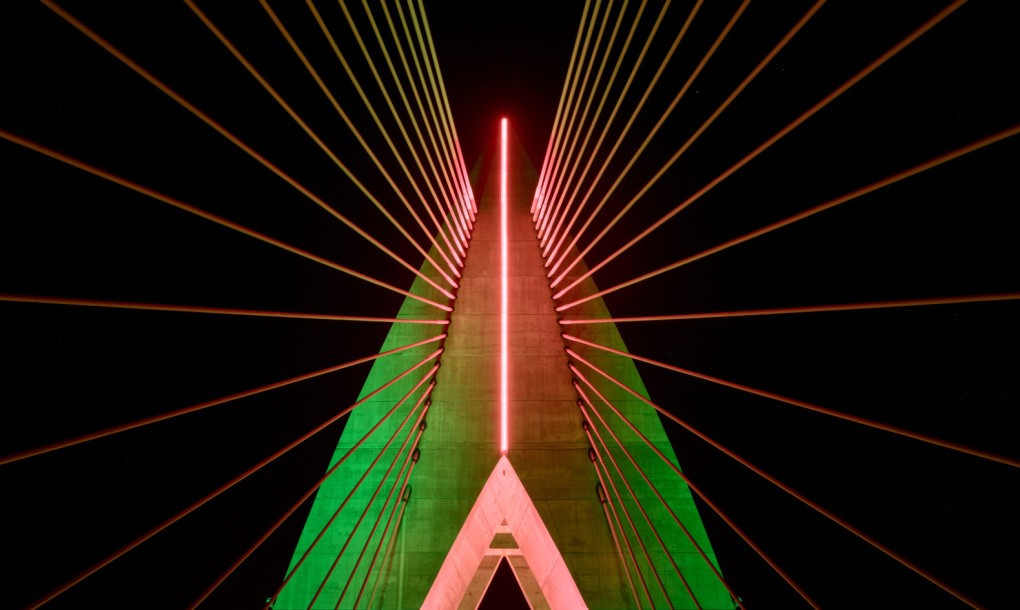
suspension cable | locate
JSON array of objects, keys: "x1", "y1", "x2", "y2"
[
  {"x1": 571, "y1": 366, "x2": 819, "y2": 609},
  {"x1": 550, "y1": 0, "x2": 971, "y2": 294},
  {"x1": 568, "y1": 349, "x2": 983, "y2": 608},
  {"x1": 0, "y1": 132, "x2": 452, "y2": 314},
  {"x1": 27, "y1": 348, "x2": 442, "y2": 609}
]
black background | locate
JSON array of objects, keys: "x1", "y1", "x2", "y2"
[{"x1": 1, "y1": 1, "x2": 1018, "y2": 608}]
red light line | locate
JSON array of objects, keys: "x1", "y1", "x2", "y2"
[
  {"x1": 0, "y1": 333, "x2": 445, "y2": 467},
  {"x1": 40, "y1": 0, "x2": 456, "y2": 300},
  {"x1": 558, "y1": 292, "x2": 1020, "y2": 325},
  {"x1": 576, "y1": 390, "x2": 743, "y2": 607},
  {"x1": 306, "y1": 0, "x2": 464, "y2": 271},
  {"x1": 0, "y1": 293, "x2": 450, "y2": 325},
  {"x1": 261, "y1": 0, "x2": 462, "y2": 284},
  {"x1": 570, "y1": 368, "x2": 817, "y2": 609},
  {"x1": 567, "y1": 349, "x2": 984, "y2": 609},
  {"x1": 582, "y1": 416, "x2": 691, "y2": 609},
  {"x1": 0, "y1": 129, "x2": 452, "y2": 313},
  {"x1": 27, "y1": 349, "x2": 442, "y2": 609},
  {"x1": 547, "y1": 0, "x2": 819, "y2": 271},
  {"x1": 543, "y1": 0, "x2": 701, "y2": 273},
  {"x1": 262, "y1": 389, "x2": 431, "y2": 609},
  {"x1": 556, "y1": 123, "x2": 1020, "y2": 309},
  {"x1": 565, "y1": 333, "x2": 1020, "y2": 470},
  {"x1": 501, "y1": 118, "x2": 509, "y2": 454},
  {"x1": 193, "y1": 377, "x2": 434, "y2": 609},
  {"x1": 550, "y1": 0, "x2": 970, "y2": 293}
]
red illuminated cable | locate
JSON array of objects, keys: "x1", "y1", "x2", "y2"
[
  {"x1": 354, "y1": 482, "x2": 407, "y2": 607},
  {"x1": 27, "y1": 349, "x2": 442, "y2": 610},
  {"x1": 550, "y1": 0, "x2": 970, "y2": 292},
  {"x1": 583, "y1": 422, "x2": 688, "y2": 608},
  {"x1": 592, "y1": 450, "x2": 655, "y2": 608},
  {"x1": 304, "y1": 412, "x2": 426, "y2": 610},
  {"x1": 576, "y1": 390, "x2": 743, "y2": 607},
  {"x1": 348, "y1": 0, "x2": 471, "y2": 250},
  {"x1": 534, "y1": 0, "x2": 598, "y2": 225},
  {"x1": 567, "y1": 349, "x2": 983, "y2": 609},
  {"x1": 565, "y1": 333, "x2": 1020, "y2": 469},
  {"x1": 365, "y1": 483, "x2": 411, "y2": 608},
  {"x1": 261, "y1": 0, "x2": 461, "y2": 284},
  {"x1": 405, "y1": 0, "x2": 473, "y2": 234},
  {"x1": 40, "y1": 1, "x2": 456, "y2": 299},
  {"x1": 557, "y1": 123, "x2": 1020, "y2": 309},
  {"x1": 332, "y1": 427, "x2": 424, "y2": 609},
  {"x1": 0, "y1": 333, "x2": 444, "y2": 467},
  {"x1": 301, "y1": 0, "x2": 463, "y2": 269},
  {"x1": 199, "y1": 0, "x2": 458, "y2": 293},
  {"x1": 536, "y1": 0, "x2": 604, "y2": 237},
  {"x1": 361, "y1": 0, "x2": 474, "y2": 243},
  {"x1": 401, "y1": 0, "x2": 473, "y2": 243},
  {"x1": 351, "y1": 435, "x2": 421, "y2": 608},
  {"x1": 0, "y1": 130, "x2": 452, "y2": 313},
  {"x1": 383, "y1": 0, "x2": 471, "y2": 238},
  {"x1": 415, "y1": 0, "x2": 477, "y2": 221},
  {"x1": 544, "y1": 0, "x2": 701, "y2": 272},
  {"x1": 0, "y1": 293, "x2": 449, "y2": 325},
  {"x1": 546, "y1": 0, "x2": 747, "y2": 251},
  {"x1": 558, "y1": 292, "x2": 1020, "y2": 325},
  {"x1": 192, "y1": 377, "x2": 435, "y2": 609},
  {"x1": 533, "y1": 0, "x2": 593, "y2": 217},
  {"x1": 539, "y1": 0, "x2": 632, "y2": 248},
  {"x1": 581, "y1": 401, "x2": 703, "y2": 608},
  {"x1": 547, "y1": 0, "x2": 821, "y2": 269},
  {"x1": 340, "y1": 0, "x2": 467, "y2": 252},
  {"x1": 598, "y1": 483, "x2": 642, "y2": 609},
  {"x1": 571, "y1": 368, "x2": 817, "y2": 609},
  {"x1": 537, "y1": 0, "x2": 618, "y2": 245},
  {"x1": 500, "y1": 118, "x2": 509, "y2": 454},
  {"x1": 539, "y1": 0, "x2": 650, "y2": 261},
  {"x1": 263, "y1": 390, "x2": 432, "y2": 609},
  {"x1": 397, "y1": 0, "x2": 471, "y2": 246}
]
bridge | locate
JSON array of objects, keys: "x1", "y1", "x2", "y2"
[{"x1": 1, "y1": 1, "x2": 1018, "y2": 608}]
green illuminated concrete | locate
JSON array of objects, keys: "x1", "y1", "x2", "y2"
[{"x1": 277, "y1": 127, "x2": 731, "y2": 608}]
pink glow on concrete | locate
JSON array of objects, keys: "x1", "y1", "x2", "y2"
[
  {"x1": 421, "y1": 456, "x2": 588, "y2": 609},
  {"x1": 500, "y1": 117, "x2": 509, "y2": 455}
]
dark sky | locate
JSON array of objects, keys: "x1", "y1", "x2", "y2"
[{"x1": 1, "y1": 1, "x2": 1018, "y2": 609}]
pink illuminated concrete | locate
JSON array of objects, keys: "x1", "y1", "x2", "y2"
[{"x1": 421, "y1": 456, "x2": 586, "y2": 609}]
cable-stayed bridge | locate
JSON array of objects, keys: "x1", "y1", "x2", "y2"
[{"x1": 1, "y1": 1, "x2": 1018, "y2": 608}]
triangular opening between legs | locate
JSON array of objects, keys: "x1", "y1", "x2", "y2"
[{"x1": 478, "y1": 558, "x2": 530, "y2": 610}]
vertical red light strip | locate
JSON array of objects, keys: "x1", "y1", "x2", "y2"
[{"x1": 500, "y1": 117, "x2": 509, "y2": 454}]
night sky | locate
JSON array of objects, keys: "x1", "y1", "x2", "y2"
[{"x1": 2, "y1": 1, "x2": 1019, "y2": 609}]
